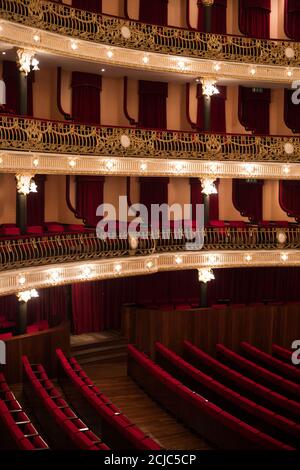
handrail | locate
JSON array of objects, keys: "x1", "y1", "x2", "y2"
[
  {"x1": 0, "y1": 226, "x2": 299, "y2": 271},
  {"x1": 0, "y1": 0, "x2": 299, "y2": 67},
  {"x1": 0, "y1": 114, "x2": 299, "y2": 162}
]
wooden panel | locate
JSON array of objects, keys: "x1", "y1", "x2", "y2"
[
  {"x1": 122, "y1": 305, "x2": 300, "y2": 358},
  {"x1": 1, "y1": 322, "x2": 70, "y2": 384}
]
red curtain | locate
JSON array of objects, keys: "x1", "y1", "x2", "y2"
[
  {"x1": 197, "y1": 85, "x2": 226, "y2": 133},
  {"x1": 284, "y1": 89, "x2": 300, "y2": 133},
  {"x1": 72, "y1": 282, "x2": 104, "y2": 334},
  {"x1": 138, "y1": 80, "x2": 168, "y2": 129},
  {"x1": 190, "y1": 178, "x2": 203, "y2": 221},
  {"x1": 190, "y1": 178, "x2": 219, "y2": 222},
  {"x1": 239, "y1": 0, "x2": 271, "y2": 38},
  {"x1": 72, "y1": 72, "x2": 102, "y2": 124},
  {"x1": 232, "y1": 179, "x2": 264, "y2": 223},
  {"x1": 139, "y1": 81, "x2": 168, "y2": 213},
  {"x1": 26, "y1": 175, "x2": 46, "y2": 226},
  {"x1": 72, "y1": 0, "x2": 102, "y2": 12},
  {"x1": 75, "y1": 176, "x2": 105, "y2": 227},
  {"x1": 238, "y1": 86, "x2": 270, "y2": 135},
  {"x1": 197, "y1": 0, "x2": 227, "y2": 34},
  {"x1": 71, "y1": 271, "x2": 200, "y2": 334},
  {"x1": 27, "y1": 286, "x2": 67, "y2": 327},
  {"x1": 2, "y1": 61, "x2": 20, "y2": 114},
  {"x1": 284, "y1": 0, "x2": 300, "y2": 40},
  {"x1": 208, "y1": 267, "x2": 300, "y2": 305},
  {"x1": 279, "y1": 180, "x2": 300, "y2": 222},
  {"x1": 0, "y1": 295, "x2": 17, "y2": 322},
  {"x1": 139, "y1": 0, "x2": 168, "y2": 25}
]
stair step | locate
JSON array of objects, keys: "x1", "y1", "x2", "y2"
[
  {"x1": 73, "y1": 344, "x2": 127, "y2": 359},
  {"x1": 77, "y1": 351, "x2": 127, "y2": 365},
  {"x1": 71, "y1": 337, "x2": 128, "y2": 354}
]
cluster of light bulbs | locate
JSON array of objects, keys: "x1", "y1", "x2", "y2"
[
  {"x1": 16, "y1": 174, "x2": 37, "y2": 195},
  {"x1": 17, "y1": 289, "x2": 39, "y2": 303}
]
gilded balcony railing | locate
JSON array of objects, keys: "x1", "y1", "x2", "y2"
[
  {"x1": 0, "y1": 115, "x2": 299, "y2": 162},
  {"x1": 0, "y1": 227, "x2": 299, "y2": 271},
  {"x1": 0, "y1": 0, "x2": 300, "y2": 67}
]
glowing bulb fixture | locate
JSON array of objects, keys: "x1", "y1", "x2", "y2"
[
  {"x1": 200, "y1": 78, "x2": 219, "y2": 97},
  {"x1": 200, "y1": 178, "x2": 218, "y2": 195},
  {"x1": 198, "y1": 268, "x2": 215, "y2": 283},
  {"x1": 17, "y1": 289, "x2": 39, "y2": 303},
  {"x1": 16, "y1": 174, "x2": 37, "y2": 195},
  {"x1": 17, "y1": 49, "x2": 39, "y2": 76}
]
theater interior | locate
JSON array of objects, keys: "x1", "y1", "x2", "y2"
[{"x1": 1, "y1": 0, "x2": 300, "y2": 456}]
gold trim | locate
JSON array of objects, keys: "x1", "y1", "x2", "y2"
[
  {"x1": 1, "y1": 249, "x2": 300, "y2": 297},
  {"x1": 0, "y1": 6, "x2": 300, "y2": 83}
]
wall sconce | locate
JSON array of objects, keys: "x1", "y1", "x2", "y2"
[{"x1": 16, "y1": 174, "x2": 37, "y2": 195}]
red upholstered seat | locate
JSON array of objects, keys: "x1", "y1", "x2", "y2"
[
  {"x1": 26, "y1": 226, "x2": 43, "y2": 235},
  {"x1": 66, "y1": 224, "x2": 86, "y2": 232},
  {"x1": 0, "y1": 332, "x2": 12, "y2": 341},
  {"x1": 0, "y1": 226, "x2": 20, "y2": 235},
  {"x1": 26, "y1": 324, "x2": 39, "y2": 334},
  {"x1": 45, "y1": 223, "x2": 65, "y2": 233}
]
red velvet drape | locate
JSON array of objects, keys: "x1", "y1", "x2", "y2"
[
  {"x1": 190, "y1": 178, "x2": 219, "y2": 222},
  {"x1": 2, "y1": 61, "x2": 20, "y2": 114},
  {"x1": 284, "y1": 89, "x2": 300, "y2": 133},
  {"x1": 72, "y1": 0, "x2": 102, "y2": 12},
  {"x1": 26, "y1": 175, "x2": 46, "y2": 226},
  {"x1": 197, "y1": 85, "x2": 227, "y2": 133},
  {"x1": 75, "y1": 176, "x2": 105, "y2": 227},
  {"x1": 232, "y1": 179, "x2": 264, "y2": 223},
  {"x1": 0, "y1": 295, "x2": 17, "y2": 323},
  {"x1": 27, "y1": 286, "x2": 67, "y2": 327},
  {"x1": 208, "y1": 267, "x2": 300, "y2": 305},
  {"x1": 197, "y1": 0, "x2": 227, "y2": 34},
  {"x1": 71, "y1": 271, "x2": 200, "y2": 334},
  {"x1": 284, "y1": 0, "x2": 300, "y2": 40},
  {"x1": 72, "y1": 282, "x2": 104, "y2": 334},
  {"x1": 139, "y1": 81, "x2": 169, "y2": 213},
  {"x1": 72, "y1": 72, "x2": 102, "y2": 124},
  {"x1": 238, "y1": 86, "x2": 270, "y2": 135},
  {"x1": 139, "y1": 0, "x2": 168, "y2": 25},
  {"x1": 239, "y1": 0, "x2": 271, "y2": 38},
  {"x1": 138, "y1": 80, "x2": 168, "y2": 129},
  {"x1": 279, "y1": 180, "x2": 300, "y2": 221}
]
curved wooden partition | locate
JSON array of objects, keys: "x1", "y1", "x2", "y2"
[
  {"x1": 0, "y1": 322, "x2": 70, "y2": 384},
  {"x1": 122, "y1": 304, "x2": 300, "y2": 359}
]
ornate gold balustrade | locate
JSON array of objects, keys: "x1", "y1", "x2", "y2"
[
  {"x1": 0, "y1": 0, "x2": 299, "y2": 67},
  {"x1": 0, "y1": 227, "x2": 299, "y2": 272},
  {"x1": 0, "y1": 115, "x2": 299, "y2": 163}
]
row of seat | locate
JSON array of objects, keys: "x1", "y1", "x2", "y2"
[
  {"x1": 0, "y1": 321, "x2": 50, "y2": 341},
  {"x1": 0, "y1": 372, "x2": 48, "y2": 450},
  {"x1": 127, "y1": 344, "x2": 292, "y2": 450},
  {"x1": 183, "y1": 341, "x2": 300, "y2": 422},
  {"x1": 272, "y1": 344, "x2": 294, "y2": 363},
  {"x1": 155, "y1": 342, "x2": 300, "y2": 448},
  {"x1": 0, "y1": 223, "x2": 87, "y2": 236},
  {"x1": 22, "y1": 356, "x2": 109, "y2": 450},
  {"x1": 240, "y1": 342, "x2": 300, "y2": 382},
  {"x1": 56, "y1": 348, "x2": 161, "y2": 450},
  {"x1": 216, "y1": 344, "x2": 300, "y2": 400}
]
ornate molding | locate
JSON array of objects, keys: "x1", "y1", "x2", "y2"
[
  {"x1": 1, "y1": 249, "x2": 300, "y2": 297},
  {"x1": 0, "y1": 5, "x2": 300, "y2": 83},
  {"x1": 1, "y1": 227, "x2": 300, "y2": 271},
  {"x1": 1, "y1": 150, "x2": 300, "y2": 179},
  {"x1": 0, "y1": 116, "x2": 300, "y2": 178}
]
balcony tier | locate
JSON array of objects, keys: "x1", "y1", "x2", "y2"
[
  {"x1": 0, "y1": 226, "x2": 299, "y2": 297},
  {"x1": 0, "y1": 0, "x2": 300, "y2": 84},
  {"x1": 0, "y1": 115, "x2": 299, "y2": 179}
]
